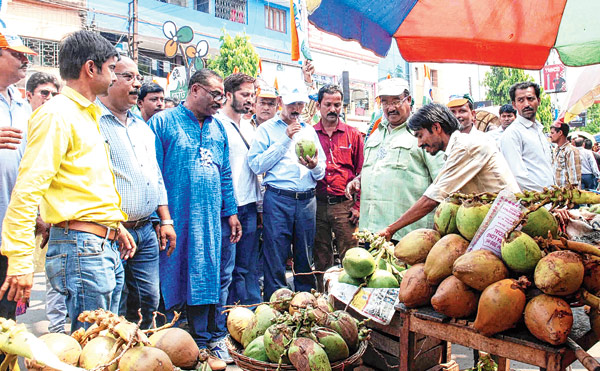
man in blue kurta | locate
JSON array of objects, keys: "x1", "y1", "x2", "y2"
[{"x1": 148, "y1": 69, "x2": 241, "y2": 365}]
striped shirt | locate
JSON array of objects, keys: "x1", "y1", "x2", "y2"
[
  {"x1": 552, "y1": 142, "x2": 581, "y2": 187},
  {"x1": 98, "y1": 100, "x2": 168, "y2": 221}
]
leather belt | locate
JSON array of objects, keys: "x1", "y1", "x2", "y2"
[
  {"x1": 122, "y1": 218, "x2": 151, "y2": 230},
  {"x1": 317, "y1": 194, "x2": 349, "y2": 205},
  {"x1": 266, "y1": 185, "x2": 315, "y2": 200},
  {"x1": 54, "y1": 221, "x2": 118, "y2": 241}
]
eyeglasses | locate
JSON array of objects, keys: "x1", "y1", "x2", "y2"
[
  {"x1": 38, "y1": 89, "x2": 59, "y2": 98},
  {"x1": 115, "y1": 72, "x2": 144, "y2": 83},
  {"x1": 6, "y1": 50, "x2": 28, "y2": 62},
  {"x1": 381, "y1": 96, "x2": 409, "y2": 108},
  {"x1": 196, "y1": 84, "x2": 227, "y2": 104}
]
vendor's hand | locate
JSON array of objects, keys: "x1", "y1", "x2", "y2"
[
  {"x1": 299, "y1": 148, "x2": 318, "y2": 169},
  {"x1": 378, "y1": 227, "x2": 394, "y2": 241},
  {"x1": 117, "y1": 225, "x2": 137, "y2": 260},
  {"x1": 349, "y1": 208, "x2": 360, "y2": 224},
  {"x1": 345, "y1": 178, "x2": 360, "y2": 199},
  {"x1": 0, "y1": 126, "x2": 22, "y2": 150},
  {"x1": 553, "y1": 208, "x2": 573, "y2": 234},
  {"x1": 0, "y1": 273, "x2": 33, "y2": 302},
  {"x1": 159, "y1": 224, "x2": 177, "y2": 257},
  {"x1": 286, "y1": 122, "x2": 301, "y2": 138},
  {"x1": 35, "y1": 215, "x2": 50, "y2": 249},
  {"x1": 229, "y1": 215, "x2": 242, "y2": 243}
]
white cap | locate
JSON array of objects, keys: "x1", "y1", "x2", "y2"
[
  {"x1": 280, "y1": 84, "x2": 309, "y2": 105},
  {"x1": 377, "y1": 78, "x2": 409, "y2": 98}
]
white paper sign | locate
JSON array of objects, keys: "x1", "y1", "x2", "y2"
[{"x1": 467, "y1": 190, "x2": 523, "y2": 257}]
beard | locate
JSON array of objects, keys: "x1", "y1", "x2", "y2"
[{"x1": 232, "y1": 96, "x2": 249, "y2": 114}]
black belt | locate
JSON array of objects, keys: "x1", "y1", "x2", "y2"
[
  {"x1": 122, "y1": 218, "x2": 151, "y2": 229},
  {"x1": 317, "y1": 194, "x2": 348, "y2": 205},
  {"x1": 266, "y1": 185, "x2": 315, "y2": 200}
]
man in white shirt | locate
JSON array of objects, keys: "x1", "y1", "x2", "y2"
[
  {"x1": 487, "y1": 104, "x2": 517, "y2": 146},
  {"x1": 574, "y1": 137, "x2": 600, "y2": 190},
  {"x1": 500, "y1": 82, "x2": 554, "y2": 191},
  {"x1": 215, "y1": 73, "x2": 262, "y2": 313}
]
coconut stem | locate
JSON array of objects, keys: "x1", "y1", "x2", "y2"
[
  {"x1": 143, "y1": 310, "x2": 181, "y2": 335},
  {"x1": 581, "y1": 289, "x2": 600, "y2": 311},
  {"x1": 90, "y1": 309, "x2": 143, "y2": 371},
  {"x1": 538, "y1": 238, "x2": 600, "y2": 258}
]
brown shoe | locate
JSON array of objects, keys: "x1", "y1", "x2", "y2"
[{"x1": 199, "y1": 348, "x2": 227, "y2": 371}]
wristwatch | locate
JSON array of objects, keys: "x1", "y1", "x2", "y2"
[{"x1": 160, "y1": 219, "x2": 174, "y2": 226}]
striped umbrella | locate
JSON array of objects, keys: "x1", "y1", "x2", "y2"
[{"x1": 309, "y1": 0, "x2": 600, "y2": 69}]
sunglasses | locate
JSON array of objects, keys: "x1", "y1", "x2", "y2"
[
  {"x1": 115, "y1": 72, "x2": 144, "y2": 83},
  {"x1": 38, "y1": 89, "x2": 59, "y2": 98}
]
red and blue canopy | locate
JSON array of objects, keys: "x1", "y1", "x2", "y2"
[{"x1": 309, "y1": 0, "x2": 600, "y2": 69}]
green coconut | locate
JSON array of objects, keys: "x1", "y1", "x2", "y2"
[
  {"x1": 366, "y1": 269, "x2": 399, "y2": 288},
  {"x1": 243, "y1": 336, "x2": 270, "y2": 362},
  {"x1": 342, "y1": 247, "x2": 376, "y2": 279},
  {"x1": 288, "y1": 337, "x2": 332, "y2": 371},
  {"x1": 394, "y1": 229, "x2": 441, "y2": 265},
  {"x1": 295, "y1": 139, "x2": 316, "y2": 159},
  {"x1": 501, "y1": 231, "x2": 542, "y2": 273},
  {"x1": 456, "y1": 201, "x2": 491, "y2": 241},
  {"x1": 312, "y1": 327, "x2": 349, "y2": 362},
  {"x1": 434, "y1": 199, "x2": 461, "y2": 235},
  {"x1": 264, "y1": 323, "x2": 293, "y2": 364},
  {"x1": 241, "y1": 305, "x2": 279, "y2": 347},
  {"x1": 521, "y1": 207, "x2": 559, "y2": 239},
  {"x1": 338, "y1": 271, "x2": 363, "y2": 286}
]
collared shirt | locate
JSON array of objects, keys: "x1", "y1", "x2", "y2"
[
  {"x1": 552, "y1": 142, "x2": 581, "y2": 187},
  {"x1": 1, "y1": 86, "x2": 126, "y2": 276},
  {"x1": 248, "y1": 114, "x2": 326, "y2": 191},
  {"x1": 579, "y1": 147, "x2": 600, "y2": 178},
  {"x1": 500, "y1": 114, "x2": 554, "y2": 191},
  {"x1": 360, "y1": 119, "x2": 444, "y2": 240},
  {"x1": 314, "y1": 119, "x2": 364, "y2": 209},
  {"x1": 216, "y1": 111, "x2": 261, "y2": 207},
  {"x1": 98, "y1": 100, "x2": 168, "y2": 220},
  {"x1": 0, "y1": 86, "x2": 31, "y2": 245},
  {"x1": 425, "y1": 131, "x2": 520, "y2": 202}
]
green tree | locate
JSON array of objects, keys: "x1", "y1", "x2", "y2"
[
  {"x1": 482, "y1": 67, "x2": 553, "y2": 130},
  {"x1": 578, "y1": 104, "x2": 600, "y2": 135},
  {"x1": 207, "y1": 29, "x2": 260, "y2": 78}
]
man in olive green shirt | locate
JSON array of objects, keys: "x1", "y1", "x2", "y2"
[{"x1": 346, "y1": 79, "x2": 444, "y2": 241}]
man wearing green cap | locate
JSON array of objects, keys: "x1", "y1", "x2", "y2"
[{"x1": 446, "y1": 93, "x2": 481, "y2": 135}]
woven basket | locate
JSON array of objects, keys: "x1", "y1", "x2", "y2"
[{"x1": 226, "y1": 336, "x2": 366, "y2": 371}]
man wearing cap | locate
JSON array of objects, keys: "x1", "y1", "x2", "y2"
[
  {"x1": 500, "y1": 82, "x2": 554, "y2": 191},
  {"x1": 137, "y1": 82, "x2": 165, "y2": 122},
  {"x1": 379, "y1": 103, "x2": 520, "y2": 240},
  {"x1": 345, "y1": 78, "x2": 444, "y2": 242},
  {"x1": 0, "y1": 29, "x2": 37, "y2": 322},
  {"x1": 487, "y1": 104, "x2": 517, "y2": 146},
  {"x1": 248, "y1": 82, "x2": 326, "y2": 300},
  {"x1": 313, "y1": 84, "x2": 363, "y2": 291},
  {"x1": 250, "y1": 83, "x2": 279, "y2": 127},
  {"x1": 550, "y1": 122, "x2": 581, "y2": 188},
  {"x1": 446, "y1": 94, "x2": 481, "y2": 135},
  {"x1": 0, "y1": 30, "x2": 136, "y2": 331}
]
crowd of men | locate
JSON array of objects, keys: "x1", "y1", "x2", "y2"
[{"x1": 1, "y1": 28, "x2": 600, "y2": 370}]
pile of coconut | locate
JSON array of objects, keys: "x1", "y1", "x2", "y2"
[
  {"x1": 394, "y1": 187, "x2": 600, "y2": 345},
  {"x1": 226, "y1": 289, "x2": 370, "y2": 371},
  {"x1": 23, "y1": 309, "x2": 205, "y2": 371}
]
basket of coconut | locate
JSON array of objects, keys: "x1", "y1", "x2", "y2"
[
  {"x1": 394, "y1": 186, "x2": 600, "y2": 348},
  {"x1": 225, "y1": 289, "x2": 370, "y2": 371}
]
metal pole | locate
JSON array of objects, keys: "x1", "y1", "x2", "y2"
[{"x1": 132, "y1": 0, "x2": 138, "y2": 62}]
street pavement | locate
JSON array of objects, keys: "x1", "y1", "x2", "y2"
[{"x1": 17, "y1": 273, "x2": 600, "y2": 370}]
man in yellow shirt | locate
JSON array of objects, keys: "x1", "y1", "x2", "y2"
[{"x1": 0, "y1": 30, "x2": 136, "y2": 331}]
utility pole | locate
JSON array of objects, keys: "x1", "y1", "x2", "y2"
[{"x1": 128, "y1": 0, "x2": 139, "y2": 62}]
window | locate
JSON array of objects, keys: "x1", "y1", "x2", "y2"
[
  {"x1": 194, "y1": 0, "x2": 209, "y2": 12},
  {"x1": 431, "y1": 69, "x2": 438, "y2": 87},
  {"x1": 160, "y1": 0, "x2": 187, "y2": 6},
  {"x1": 22, "y1": 37, "x2": 59, "y2": 67},
  {"x1": 414, "y1": 67, "x2": 419, "y2": 80},
  {"x1": 215, "y1": 0, "x2": 246, "y2": 23},
  {"x1": 265, "y1": 6, "x2": 286, "y2": 33}
]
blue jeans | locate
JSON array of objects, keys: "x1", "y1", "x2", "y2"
[
  {"x1": 582, "y1": 174, "x2": 598, "y2": 190},
  {"x1": 45, "y1": 226, "x2": 124, "y2": 332},
  {"x1": 187, "y1": 217, "x2": 235, "y2": 348},
  {"x1": 262, "y1": 189, "x2": 316, "y2": 301},
  {"x1": 120, "y1": 222, "x2": 160, "y2": 329},
  {"x1": 45, "y1": 279, "x2": 67, "y2": 333},
  {"x1": 228, "y1": 203, "x2": 261, "y2": 305}
]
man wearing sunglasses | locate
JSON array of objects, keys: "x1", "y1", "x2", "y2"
[
  {"x1": 345, "y1": 78, "x2": 444, "y2": 242},
  {"x1": 149, "y1": 69, "x2": 240, "y2": 371},
  {"x1": 0, "y1": 29, "x2": 37, "y2": 326},
  {"x1": 25, "y1": 72, "x2": 60, "y2": 111}
]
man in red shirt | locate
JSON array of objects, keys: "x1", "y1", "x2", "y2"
[{"x1": 313, "y1": 85, "x2": 364, "y2": 291}]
